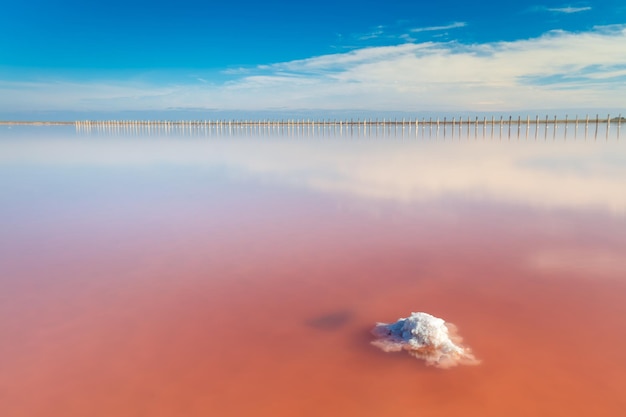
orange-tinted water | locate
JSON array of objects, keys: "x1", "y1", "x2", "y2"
[{"x1": 1, "y1": 131, "x2": 626, "y2": 417}]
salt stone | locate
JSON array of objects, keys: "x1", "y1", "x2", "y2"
[{"x1": 371, "y1": 312, "x2": 479, "y2": 369}]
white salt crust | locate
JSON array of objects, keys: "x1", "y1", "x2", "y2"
[{"x1": 371, "y1": 312, "x2": 479, "y2": 369}]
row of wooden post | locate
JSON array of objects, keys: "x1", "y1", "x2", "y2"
[
  {"x1": 75, "y1": 113, "x2": 621, "y2": 141},
  {"x1": 74, "y1": 114, "x2": 622, "y2": 128}
]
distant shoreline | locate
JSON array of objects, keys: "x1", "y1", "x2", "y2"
[{"x1": 0, "y1": 121, "x2": 74, "y2": 125}]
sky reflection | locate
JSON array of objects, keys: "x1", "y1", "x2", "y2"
[{"x1": 1, "y1": 126, "x2": 624, "y2": 214}]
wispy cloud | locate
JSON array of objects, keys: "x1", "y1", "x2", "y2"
[
  {"x1": 2, "y1": 25, "x2": 626, "y2": 113},
  {"x1": 548, "y1": 6, "x2": 592, "y2": 13},
  {"x1": 531, "y1": 5, "x2": 592, "y2": 14},
  {"x1": 356, "y1": 25, "x2": 385, "y2": 41},
  {"x1": 410, "y1": 22, "x2": 466, "y2": 33},
  {"x1": 335, "y1": 21, "x2": 463, "y2": 49}
]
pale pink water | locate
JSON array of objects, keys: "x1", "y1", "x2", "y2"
[{"x1": 1, "y1": 130, "x2": 625, "y2": 417}]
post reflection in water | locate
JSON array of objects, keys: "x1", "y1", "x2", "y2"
[{"x1": 1, "y1": 126, "x2": 626, "y2": 417}]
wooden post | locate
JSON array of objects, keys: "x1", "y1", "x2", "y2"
[
  {"x1": 475, "y1": 116, "x2": 478, "y2": 138},
  {"x1": 524, "y1": 115, "x2": 528, "y2": 139},
  {"x1": 508, "y1": 115, "x2": 512, "y2": 139},
  {"x1": 535, "y1": 115, "x2": 539, "y2": 131},
  {"x1": 483, "y1": 116, "x2": 486, "y2": 139}
]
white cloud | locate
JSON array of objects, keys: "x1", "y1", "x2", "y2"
[
  {"x1": 529, "y1": 5, "x2": 592, "y2": 14},
  {"x1": 547, "y1": 6, "x2": 592, "y2": 13},
  {"x1": 410, "y1": 22, "x2": 467, "y2": 33},
  {"x1": 1, "y1": 25, "x2": 626, "y2": 112},
  {"x1": 356, "y1": 25, "x2": 385, "y2": 41}
]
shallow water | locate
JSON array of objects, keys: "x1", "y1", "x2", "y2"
[{"x1": 1, "y1": 125, "x2": 625, "y2": 417}]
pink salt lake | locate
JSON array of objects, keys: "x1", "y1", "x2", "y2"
[{"x1": 1, "y1": 125, "x2": 625, "y2": 417}]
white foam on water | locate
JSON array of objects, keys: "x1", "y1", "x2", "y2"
[{"x1": 371, "y1": 312, "x2": 479, "y2": 369}]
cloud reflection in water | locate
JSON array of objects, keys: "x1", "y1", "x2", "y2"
[{"x1": 1, "y1": 129, "x2": 625, "y2": 214}]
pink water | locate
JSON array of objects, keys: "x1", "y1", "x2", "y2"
[{"x1": 1, "y1": 130, "x2": 625, "y2": 416}]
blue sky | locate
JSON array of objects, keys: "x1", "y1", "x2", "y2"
[{"x1": 1, "y1": 0, "x2": 625, "y2": 116}]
